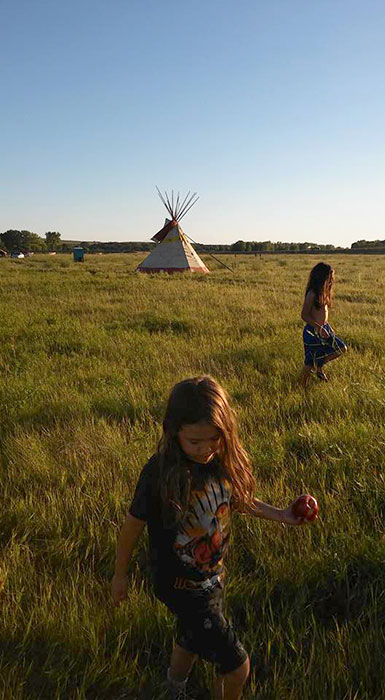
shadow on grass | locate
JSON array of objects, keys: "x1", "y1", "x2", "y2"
[
  {"x1": 230, "y1": 552, "x2": 385, "y2": 696},
  {"x1": 2, "y1": 552, "x2": 385, "y2": 698},
  {"x1": 233, "y1": 551, "x2": 385, "y2": 632},
  {"x1": 0, "y1": 619, "x2": 210, "y2": 700},
  {"x1": 0, "y1": 398, "x2": 149, "y2": 442},
  {"x1": 271, "y1": 556, "x2": 385, "y2": 627}
]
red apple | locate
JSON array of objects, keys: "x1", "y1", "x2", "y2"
[{"x1": 292, "y1": 494, "x2": 319, "y2": 522}]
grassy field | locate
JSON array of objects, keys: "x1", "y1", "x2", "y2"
[{"x1": 0, "y1": 252, "x2": 384, "y2": 700}]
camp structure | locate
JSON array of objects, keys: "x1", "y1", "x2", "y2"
[{"x1": 136, "y1": 188, "x2": 209, "y2": 274}]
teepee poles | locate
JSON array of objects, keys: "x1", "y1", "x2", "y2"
[
  {"x1": 156, "y1": 186, "x2": 199, "y2": 222},
  {"x1": 165, "y1": 191, "x2": 173, "y2": 217},
  {"x1": 154, "y1": 186, "x2": 232, "y2": 272},
  {"x1": 178, "y1": 193, "x2": 199, "y2": 221},
  {"x1": 175, "y1": 191, "x2": 191, "y2": 219},
  {"x1": 156, "y1": 186, "x2": 173, "y2": 218},
  {"x1": 174, "y1": 192, "x2": 180, "y2": 218},
  {"x1": 184, "y1": 232, "x2": 234, "y2": 273}
]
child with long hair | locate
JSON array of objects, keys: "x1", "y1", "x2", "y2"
[
  {"x1": 300, "y1": 262, "x2": 347, "y2": 386},
  {"x1": 112, "y1": 376, "x2": 315, "y2": 700}
]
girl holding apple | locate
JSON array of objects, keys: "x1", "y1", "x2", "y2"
[{"x1": 111, "y1": 376, "x2": 317, "y2": 699}]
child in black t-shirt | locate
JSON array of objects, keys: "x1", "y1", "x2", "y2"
[{"x1": 112, "y1": 376, "x2": 316, "y2": 700}]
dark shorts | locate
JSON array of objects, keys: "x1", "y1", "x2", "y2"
[
  {"x1": 303, "y1": 323, "x2": 347, "y2": 368},
  {"x1": 155, "y1": 582, "x2": 248, "y2": 675}
]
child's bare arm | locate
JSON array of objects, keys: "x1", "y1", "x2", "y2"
[
  {"x1": 301, "y1": 291, "x2": 321, "y2": 327},
  {"x1": 112, "y1": 513, "x2": 146, "y2": 606},
  {"x1": 114, "y1": 513, "x2": 145, "y2": 574},
  {"x1": 244, "y1": 498, "x2": 303, "y2": 526},
  {"x1": 301, "y1": 291, "x2": 329, "y2": 337}
]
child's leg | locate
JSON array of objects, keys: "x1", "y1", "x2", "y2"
[
  {"x1": 316, "y1": 346, "x2": 347, "y2": 379},
  {"x1": 322, "y1": 346, "x2": 347, "y2": 365},
  {"x1": 320, "y1": 331, "x2": 347, "y2": 367},
  {"x1": 300, "y1": 364, "x2": 313, "y2": 387},
  {"x1": 302, "y1": 326, "x2": 317, "y2": 387},
  {"x1": 313, "y1": 333, "x2": 347, "y2": 379},
  {"x1": 169, "y1": 643, "x2": 198, "y2": 681},
  {"x1": 215, "y1": 657, "x2": 250, "y2": 700}
]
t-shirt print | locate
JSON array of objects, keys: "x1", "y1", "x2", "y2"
[{"x1": 173, "y1": 477, "x2": 232, "y2": 576}]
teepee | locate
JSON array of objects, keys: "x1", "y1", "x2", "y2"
[{"x1": 136, "y1": 188, "x2": 209, "y2": 274}]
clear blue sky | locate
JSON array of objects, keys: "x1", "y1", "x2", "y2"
[{"x1": 1, "y1": 0, "x2": 385, "y2": 246}]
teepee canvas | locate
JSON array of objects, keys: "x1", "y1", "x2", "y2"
[{"x1": 137, "y1": 188, "x2": 209, "y2": 274}]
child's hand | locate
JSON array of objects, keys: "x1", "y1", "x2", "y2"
[
  {"x1": 280, "y1": 506, "x2": 306, "y2": 526},
  {"x1": 281, "y1": 495, "x2": 319, "y2": 526},
  {"x1": 111, "y1": 573, "x2": 129, "y2": 606}
]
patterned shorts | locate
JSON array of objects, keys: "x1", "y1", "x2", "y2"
[
  {"x1": 303, "y1": 323, "x2": 347, "y2": 368},
  {"x1": 155, "y1": 582, "x2": 248, "y2": 675}
]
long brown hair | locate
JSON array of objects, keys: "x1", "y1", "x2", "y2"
[
  {"x1": 158, "y1": 375, "x2": 256, "y2": 526},
  {"x1": 305, "y1": 262, "x2": 334, "y2": 308}
]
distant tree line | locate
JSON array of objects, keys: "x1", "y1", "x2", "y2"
[
  {"x1": 199, "y1": 239, "x2": 383, "y2": 252},
  {"x1": 59, "y1": 238, "x2": 385, "y2": 253},
  {"x1": 0, "y1": 231, "x2": 155, "y2": 255},
  {"x1": 86, "y1": 241, "x2": 155, "y2": 253},
  {"x1": 1, "y1": 229, "x2": 385, "y2": 254},
  {"x1": 197, "y1": 241, "x2": 340, "y2": 252},
  {"x1": 351, "y1": 239, "x2": 385, "y2": 249},
  {"x1": 58, "y1": 241, "x2": 156, "y2": 253},
  {"x1": 0, "y1": 230, "x2": 61, "y2": 253}
]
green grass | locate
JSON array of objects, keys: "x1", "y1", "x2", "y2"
[{"x1": 0, "y1": 252, "x2": 384, "y2": 699}]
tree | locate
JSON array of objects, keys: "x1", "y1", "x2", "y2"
[
  {"x1": 22, "y1": 231, "x2": 47, "y2": 252},
  {"x1": 0, "y1": 229, "x2": 46, "y2": 252},
  {"x1": 0, "y1": 229, "x2": 24, "y2": 251},
  {"x1": 45, "y1": 231, "x2": 61, "y2": 251},
  {"x1": 351, "y1": 239, "x2": 385, "y2": 249},
  {"x1": 231, "y1": 240, "x2": 246, "y2": 251}
]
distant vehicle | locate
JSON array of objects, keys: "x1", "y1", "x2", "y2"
[{"x1": 10, "y1": 252, "x2": 25, "y2": 258}]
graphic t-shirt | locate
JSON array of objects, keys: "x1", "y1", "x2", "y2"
[{"x1": 128, "y1": 454, "x2": 232, "y2": 589}]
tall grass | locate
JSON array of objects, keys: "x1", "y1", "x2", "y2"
[{"x1": 0, "y1": 253, "x2": 384, "y2": 699}]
